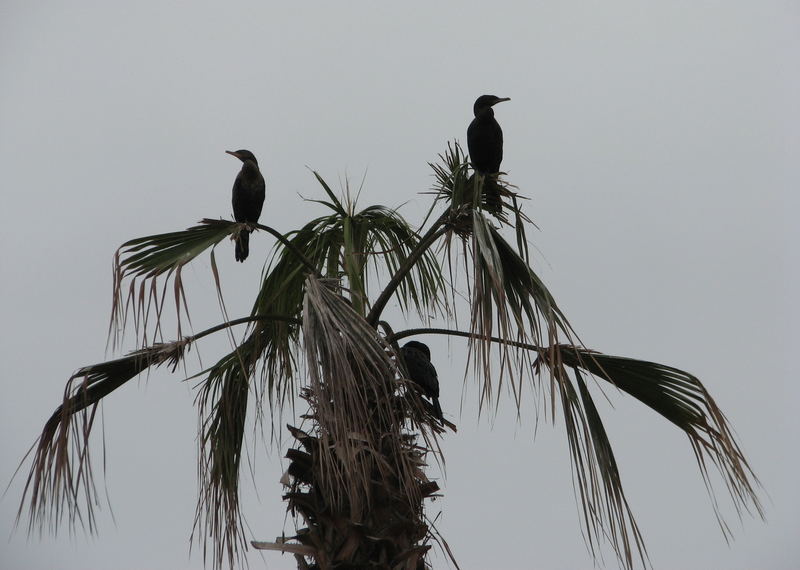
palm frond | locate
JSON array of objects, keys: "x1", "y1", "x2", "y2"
[
  {"x1": 247, "y1": 222, "x2": 325, "y2": 411},
  {"x1": 18, "y1": 312, "x2": 298, "y2": 553},
  {"x1": 352, "y1": 204, "x2": 446, "y2": 321},
  {"x1": 556, "y1": 347, "x2": 765, "y2": 531},
  {"x1": 553, "y1": 364, "x2": 648, "y2": 569},
  {"x1": 256, "y1": 175, "x2": 446, "y2": 324},
  {"x1": 192, "y1": 342, "x2": 254, "y2": 570},
  {"x1": 189, "y1": 310, "x2": 304, "y2": 570},
  {"x1": 18, "y1": 342, "x2": 186, "y2": 536},
  {"x1": 430, "y1": 141, "x2": 531, "y2": 233},
  {"x1": 109, "y1": 218, "x2": 239, "y2": 347},
  {"x1": 469, "y1": 211, "x2": 576, "y2": 411},
  {"x1": 429, "y1": 141, "x2": 472, "y2": 210}
]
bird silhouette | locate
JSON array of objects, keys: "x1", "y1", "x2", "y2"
[
  {"x1": 226, "y1": 149, "x2": 266, "y2": 262},
  {"x1": 401, "y1": 341, "x2": 443, "y2": 422},
  {"x1": 467, "y1": 95, "x2": 510, "y2": 212}
]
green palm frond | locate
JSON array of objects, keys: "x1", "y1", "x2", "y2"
[
  {"x1": 469, "y1": 211, "x2": 575, "y2": 410},
  {"x1": 109, "y1": 218, "x2": 239, "y2": 347},
  {"x1": 556, "y1": 347, "x2": 764, "y2": 530},
  {"x1": 246, "y1": 222, "x2": 326, "y2": 410},
  {"x1": 255, "y1": 175, "x2": 446, "y2": 322},
  {"x1": 192, "y1": 344, "x2": 253, "y2": 570},
  {"x1": 430, "y1": 141, "x2": 530, "y2": 233},
  {"x1": 553, "y1": 364, "x2": 648, "y2": 569},
  {"x1": 352, "y1": 204, "x2": 446, "y2": 320},
  {"x1": 388, "y1": 325, "x2": 761, "y2": 568},
  {"x1": 430, "y1": 141, "x2": 471, "y2": 209}
]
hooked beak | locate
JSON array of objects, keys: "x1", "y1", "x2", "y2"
[{"x1": 225, "y1": 150, "x2": 238, "y2": 158}]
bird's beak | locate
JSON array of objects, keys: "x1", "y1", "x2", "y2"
[
  {"x1": 495, "y1": 97, "x2": 511, "y2": 104},
  {"x1": 225, "y1": 150, "x2": 238, "y2": 158}
]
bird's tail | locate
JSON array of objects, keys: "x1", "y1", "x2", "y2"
[
  {"x1": 235, "y1": 230, "x2": 250, "y2": 262},
  {"x1": 432, "y1": 398, "x2": 444, "y2": 423},
  {"x1": 482, "y1": 176, "x2": 503, "y2": 214}
]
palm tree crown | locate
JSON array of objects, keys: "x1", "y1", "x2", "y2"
[{"x1": 16, "y1": 142, "x2": 762, "y2": 570}]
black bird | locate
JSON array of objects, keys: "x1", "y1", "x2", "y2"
[
  {"x1": 226, "y1": 149, "x2": 266, "y2": 262},
  {"x1": 401, "y1": 341, "x2": 443, "y2": 422},
  {"x1": 467, "y1": 95, "x2": 511, "y2": 174},
  {"x1": 467, "y1": 95, "x2": 510, "y2": 212}
]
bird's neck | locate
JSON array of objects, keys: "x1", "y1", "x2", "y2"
[
  {"x1": 475, "y1": 107, "x2": 495, "y2": 119},
  {"x1": 241, "y1": 160, "x2": 260, "y2": 178}
]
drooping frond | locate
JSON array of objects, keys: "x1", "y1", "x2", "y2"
[
  {"x1": 546, "y1": 361, "x2": 648, "y2": 569},
  {"x1": 17, "y1": 313, "x2": 299, "y2": 555},
  {"x1": 18, "y1": 342, "x2": 186, "y2": 536},
  {"x1": 109, "y1": 218, "x2": 239, "y2": 347},
  {"x1": 469, "y1": 211, "x2": 576, "y2": 411},
  {"x1": 192, "y1": 345, "x2": 252, "y2": 570},
  {"x1": 555, "y1": 347, "x2": 765, "y2": 531},
  {"x1": 388, "y1": 324, "x2": 762, "y2": 568}
]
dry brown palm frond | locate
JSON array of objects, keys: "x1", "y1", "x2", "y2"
[
  {"x1": 248, "y1": 275, "x2": 442, "y2": 568},
  {"x1": 16, "y1": 313, "x2": 298, "y2": 561},
  {"x1": 17, "y1": 341, "x2": 186, "y2": 536},
  {"x1": 301, "y1": 274, "x2": 435, "y2": 523}
]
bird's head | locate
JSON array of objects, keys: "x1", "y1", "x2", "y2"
[
  {"x1": 226, "y1": 149, "x2": 258, "y2": 164},
  {"x1": 403, "y1": 341, "x2": 431, "y2": 361},
  {"x1": 473, "y1": 94, "x2": 511, "y2": 116}
]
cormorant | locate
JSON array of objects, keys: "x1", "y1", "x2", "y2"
[
  {"x1": 467, "y1": 95, "x2": 510, "y2": 213},
  {"x1": 226, "y1": 149, "x2": 266, "y2": 262},
  {"x1": 467, "y1": 95, "x2": 511, "y2": 174},
  {"x1": 401, "y1": 341, "x2": 443, "y2": 422}
]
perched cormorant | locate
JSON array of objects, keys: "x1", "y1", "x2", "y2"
[
  {"x1": 401, "y1": 341, "x2": 443, "y2": 422},
  {"x1": 467, "y1": 95, "x2": 511, "y2": 174},
  {"x1": 467, "y1": 95, "x2": 510, "y2": 213},
  {"x1": 226, "y1": 149, "x2": 266, "y2": 262}
]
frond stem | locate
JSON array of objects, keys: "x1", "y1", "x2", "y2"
[
  {"x1": 253, "y1": 223, "x2": 322, "y2": 277},
  {"x1": 366, "y1": 211, "x2": 450, "y2": 326},
  {"x1": 388, "y1": 326, "x2": 548, "y2": 353},
  {"x1": 186, "y1": 313, "x2": 302, "y2": 344}
]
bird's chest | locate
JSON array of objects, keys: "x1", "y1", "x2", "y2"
[{"x1": 232, "y1": 174, "x2": 265, "y2": 222}]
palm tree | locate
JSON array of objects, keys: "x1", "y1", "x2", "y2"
[{"x1": 16, "y1": 143, "x2": 762, "y2": 569}]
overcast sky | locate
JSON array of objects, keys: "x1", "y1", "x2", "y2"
[{"x1": 1, "y1": 2, "x2": 798, "y2": 569}]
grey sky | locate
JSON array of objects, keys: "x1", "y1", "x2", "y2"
[{"x1": 1, "y1": 2, "x2": 797, "y2": 569}]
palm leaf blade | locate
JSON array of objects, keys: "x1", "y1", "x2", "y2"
[
  {"x1": 18, "y1": 342, "x2": 186, "y2": 536},
  {"x1": 556, "y1": 347, "x2": 764, "y2": 530}
]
